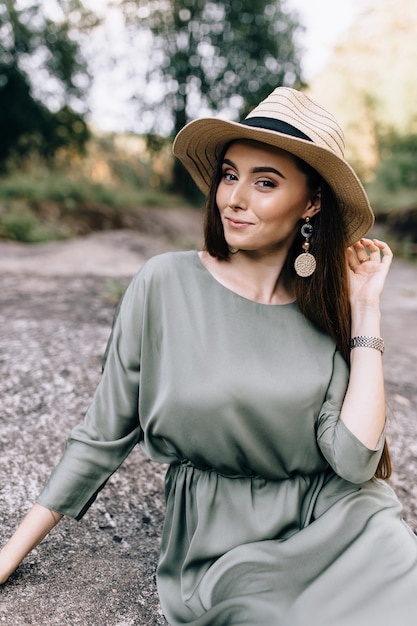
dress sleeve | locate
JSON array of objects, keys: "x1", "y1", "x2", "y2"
[
  {"x1": 37, "y1": 271, "x2": 145, "y2": 520},
  {"x1": 316, "y1": 350, "x2": 385, "y2": 484}
]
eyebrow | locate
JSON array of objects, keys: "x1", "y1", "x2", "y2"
[{"x1": 222, "y1": 158, "x2": 286, "y2": 179}]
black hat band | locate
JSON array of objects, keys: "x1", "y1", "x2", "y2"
[{"x1": 241, "y1": 117, "x2": 312, "y2": 142}]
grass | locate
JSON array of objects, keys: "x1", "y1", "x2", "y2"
[
  {"x1": 0, "y1": 170, "x2": 188, "y2": 242},
  {"x1": 104, "y1": 280, "x2": 129, "y2": 305},
  {"x1": 0, "y1": 170, "x2": 182, "y2": 209}
]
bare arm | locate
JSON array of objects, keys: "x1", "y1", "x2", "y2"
[
  {"x1": 340, "y1": 238, "x2": 393, "y2": 449},
  {"x1": 0, "y1": 503, "x2": 63, "y2": 585}
]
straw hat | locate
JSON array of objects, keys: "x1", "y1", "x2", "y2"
[{"x1": 172, "y1": 87, "x2": 374, "y2": 245}]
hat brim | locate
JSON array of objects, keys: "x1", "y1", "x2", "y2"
[{"x1": 173, "y1": 118, "x2": 374, "y2": 246}]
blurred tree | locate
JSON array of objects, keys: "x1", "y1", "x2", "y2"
[
  {"x1": 374, "y1": 132, "x2": 417, "y2": 193},
  {"x1": 307, "y1": 0, "x2": 417, "y2": 178},
  {"x1": 0, "y1": 0, "x2": 99, "y2": 170},
  {"x1": 120, "y1": 0, "x2": 305, "y2": 197}
]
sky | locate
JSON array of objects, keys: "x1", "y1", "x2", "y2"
[
  {"x1": 287, "y1": 0, "x2": 360, "y2": 78},
  {"x1": 88, "y1": 0, "x2": 360, "y2": 132}
]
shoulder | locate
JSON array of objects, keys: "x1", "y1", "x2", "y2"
[
  {"x1": 141, "y1": 250, "x2": 196, "y2": 273},
  {"x1": 116, "y1": 251, "x2": 199, "y2": 321},
  {"x1": 127, "y1": 250, "x2": 199, "y2": 296},
  {"x1": 138, "y1": 250, "x2": 197, "y2": 282}
]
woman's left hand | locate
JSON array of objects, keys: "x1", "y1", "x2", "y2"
[{"x1": 346, "y1": 238, "x2": 393, "y2": 306}]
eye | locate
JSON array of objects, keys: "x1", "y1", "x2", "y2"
[
  {"x1": 221, "y1": 169, "x2": 238, "y2": 182},
  {"x1": 256, "y1": 178, "x2": 277, "y2": 189}
]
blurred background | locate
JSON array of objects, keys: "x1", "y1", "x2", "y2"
[{"x1": 1, "y1": 0, "x2": 416, "y2": 255}]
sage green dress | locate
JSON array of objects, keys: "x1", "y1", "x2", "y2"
[{"x1": 38, "y1": 251, "x2": 417, "y2": 625}]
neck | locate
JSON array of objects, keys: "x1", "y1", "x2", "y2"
[{"x1": 201, "y1": 249, "x2": 294, "y2": 305}]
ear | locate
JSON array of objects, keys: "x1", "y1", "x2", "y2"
[{"x1": 302, "y1": 189, "x2": 321, "y2": 219}]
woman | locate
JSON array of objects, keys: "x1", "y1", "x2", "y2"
[{"x1": 1, "y1": 87, "x2": 417, "y2": 625}]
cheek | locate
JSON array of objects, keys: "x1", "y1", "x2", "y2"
[{"x1": 216, "y1": 186, "x2": 227, "y2": 211}]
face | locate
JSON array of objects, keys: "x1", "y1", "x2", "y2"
[{"x1": 216, "y1": 140, "x2": 320, "y2": 257}]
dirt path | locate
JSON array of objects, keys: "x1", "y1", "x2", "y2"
[{"x1": 0, "y1": 212, "x2": 416, "y2": 625}]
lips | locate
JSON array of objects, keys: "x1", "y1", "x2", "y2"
[{"x1": 225, "y1": 217, "x2": 254, "y2": 228}]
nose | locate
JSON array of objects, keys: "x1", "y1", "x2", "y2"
[{"x1": 228, "y1": 181, "x2": 247, "y2": 210}]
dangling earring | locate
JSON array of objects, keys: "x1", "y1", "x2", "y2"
[
  {"x1": 294, "y1": 217, "x2": 316, "y2": 277},
  {"x1": 228, "y1": 246, "x2": 239, "y2": 254}
]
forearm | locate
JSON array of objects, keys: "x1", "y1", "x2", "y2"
[
  {"x1": 0, "y1": 503, "x2": 63, "y2": 585},
  {"x1": 340, "y1": 303, "x2": 386, "y2": 449}
]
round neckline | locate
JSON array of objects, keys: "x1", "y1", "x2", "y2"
[{"x1": 193, "y1": 250, "x2": 297, "y2": 309}]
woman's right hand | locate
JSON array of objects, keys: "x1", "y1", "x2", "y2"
[
  {"x1": 0, "y1": 551, "x2": 17, "y2": 585},
  {"x1": 0, "y1": 503, "x2": 63, "y2": 584}
]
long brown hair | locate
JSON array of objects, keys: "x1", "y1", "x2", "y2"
[{"x1": 203, "y1": 145, "x2": 391, "y2": 480}]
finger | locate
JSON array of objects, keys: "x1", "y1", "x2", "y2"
[
  {"x1": 360, "y1": 238, "x2": 380, "y2": 261},
  {"x1": 346, "y1": 246, "x2": 362, "y2": 268},
  {"x1": 372, "y1": 238, "x2": 393, "y2": 265},
  {"x1": 351, "y1": 240, "x2": 371, "y2": 263},
  {"x1": 346, "y1": 243, "x2": 362, "y2": 268},
  {"x1": 360, "y1": 237, "x2": 394, "y2": 263}
]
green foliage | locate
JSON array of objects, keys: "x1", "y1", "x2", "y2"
[
  {"x1": 0, "y1": 158, "x2": 189, "y2": 242},
  {"x1": 365, "y1": 131, "x2": 417, "y2": 216},
  {"x1": 123, "y1": 0, "x2": 303, "y2": 132},
  {"x1": 374, "y1": 133, "x2": 417, "y2": 192},
  {"x1": 0, "y1": 212, "x2": 39, "y2": 242},
  {"x1": 0, "y1": 0, "x2": 98, "y2": 169},
  {"x1": 0, "y1": 199, "x2": 63, "y2": 242},
  {"x1": 307, "y1": 0, "x2": 417, "y2": 173},
  {"x1": 0, "y1": 170, "x2": 179, "y2": 210},
  {"x1": 120, "y1": 0, "x2": 304, "y2": 197}
]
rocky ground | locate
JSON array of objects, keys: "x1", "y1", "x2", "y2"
[{"x1": 0, "y1": 208, "x2": 416, "y2": 625}]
